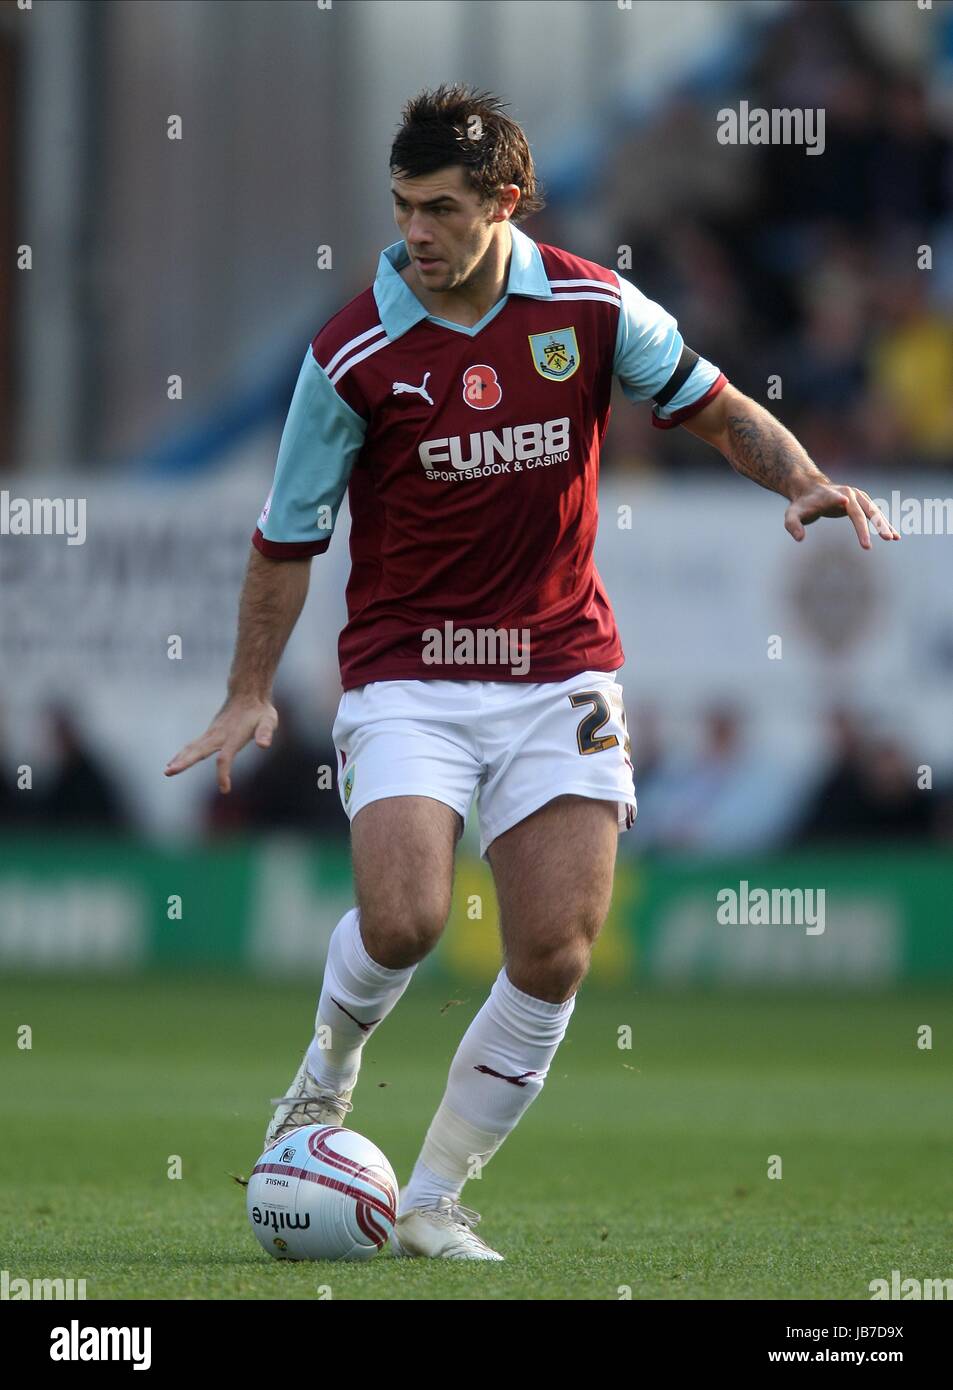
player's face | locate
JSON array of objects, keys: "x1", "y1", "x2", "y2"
[{"x1": 390, "y1": 168, "x2": 502, "y2": 292}]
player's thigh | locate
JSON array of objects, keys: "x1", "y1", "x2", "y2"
[
  {"x1": 351, "y1": 796, "x2": 463, "y2": 967},
  {"x1": 487, "y1": 793, "x2": 618, "y2": 999},
  {"x1": 333, "y1": 680, "x2": 482, "y2": 966},
  {"x1": 476, "y1": 669, "x2": 636, "y2": 861}
]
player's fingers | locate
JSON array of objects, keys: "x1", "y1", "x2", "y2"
[
  {"x1": 215, "y1": 743, "x2": 240, "y2": 795},
  {"x1": 856, "y1": 490, "x2": 900, "y2": 541},
  {"x1": 784, "y1": 503, "x2": 806, "y2": 542},
  {"x1": 841, "y1": 487, "x2": 871, "y2": 549},
  {"x1": 164, "y1": 733, "x2": 222, "y2": 777},
  {"x1": 254, "y1": 710, "x2": 278, "y2": 749}
]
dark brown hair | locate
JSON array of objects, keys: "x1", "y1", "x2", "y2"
[{"x1": 390, "y1": 84, "x2": 545, "y2": 222}]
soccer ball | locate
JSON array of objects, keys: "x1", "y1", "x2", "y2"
[{"x1": 247, "y1": 1124, "x2": 398, "y2": 1261}]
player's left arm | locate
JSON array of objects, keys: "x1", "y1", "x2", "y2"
[{"x1": 681, "y1": 383, "x2": 900, "y2": 549}]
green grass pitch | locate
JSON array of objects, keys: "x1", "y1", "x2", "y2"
[{"x1": 2, "y1": 974, "x2": 951, "y2": 1300}]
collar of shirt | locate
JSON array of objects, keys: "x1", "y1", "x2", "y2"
[{"x1": 372, "y1": 223, "x2": 553, "y2": 341}]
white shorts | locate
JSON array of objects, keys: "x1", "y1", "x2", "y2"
[{"x1": 332, "y1": 670, "x2": 637, "y2": 859}]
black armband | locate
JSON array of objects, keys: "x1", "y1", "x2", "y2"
[{"x1": 653, "y1": 346, "x2": 700, "y2": 408}]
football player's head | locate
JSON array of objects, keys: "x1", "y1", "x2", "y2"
[{"x1": 390, "y1": 83, "x2": 545, "y2": 292}]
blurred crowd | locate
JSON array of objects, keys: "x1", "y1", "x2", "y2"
[
  {"x1": 2, "y1": 695, "x2": 951, "y2": 857},
  {"x1": 626, "y1": 702, "x2": 953, "y2": 856},
  {"x1": 0, "y1": 698, "x2": 344, "y2": 844},
  {"x1": 586, "y1": 1, "x2": 953, "y2": 476}
]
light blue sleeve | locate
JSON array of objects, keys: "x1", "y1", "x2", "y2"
[
  {"x1": 256, "y1": 348, "x2": 367, "y2": 552},
  {"x1": 612, "y1": 271, "x2": 721, "y2": 420}
]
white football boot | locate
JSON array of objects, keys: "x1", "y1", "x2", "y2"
[
  {"x1": 390, "y1": 1196, "x2": 504, "y2": 1261},
  {"x1": 263, "y1": 1053, "x2": 354, "y2": 1148}
]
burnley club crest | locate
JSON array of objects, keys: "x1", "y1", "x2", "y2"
[{"x1": 529, "y1": 327, "x2": 580, "y2": 381}]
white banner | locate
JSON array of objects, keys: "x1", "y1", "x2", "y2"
[{"x1": 1, "y1": 466, "x2": 950, "y2": 834}]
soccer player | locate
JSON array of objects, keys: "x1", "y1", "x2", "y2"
[{"x1": 165, "y1": 85, "x2": 899, "y2": 1261}]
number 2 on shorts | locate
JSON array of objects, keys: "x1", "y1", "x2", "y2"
[{"x1": 569, "y1": 690, "x2": 621, "y2": 756}]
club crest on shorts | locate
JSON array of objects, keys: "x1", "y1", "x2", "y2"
[
  {"x1": 529, "y1": 327, "x2": 579, "y2": 381},
  {"x1": 343, "y1": 766, "x2": 355, "y2": 806}
]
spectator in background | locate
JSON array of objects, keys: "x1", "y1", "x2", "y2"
[
  {"x1": 629, "y1": 704, "x2": 799, "y2": 855},
  {"x1": 784, "y1": 239, "x2": 869, "y2": 413},
  {"x1": 930, "y1": 779, "x2": 953, "y2": 847},
  {"x1": 862, "y1": 737, "x2": 937, "y2": 841},
  {"x1": 792, "y1": 706, "x2": 876, "y2": 844},
  {"x1": 0, "y1": 769, "x2": 17, "y2": 826},
  {"x1": 204, "y1": 694, "x2": 348, "y2": 841},
  {"x1": 0, "y1": 707, "x2": 24, "y2": 828},
  {"x1": 598, "y1": 2, "x2": 953, "y2": 484},
  {"x1": 32, "y1": 705, "x2": 128, "y2": 832},
  {"x1": 794, "y1": 708, "x2": 935, "y2": 845},
  {"x1": 869, "y1": 270, "x2": 953, "y2": 464},
  {"x1": 630, "y1": 703, "x2": 665, "y2": 792},
  {"x1": 869, "y1": 76, "x2": 953, "y2": 233}
]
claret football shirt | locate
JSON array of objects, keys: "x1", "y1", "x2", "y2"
[{"x1": 253, "y1": 223, "x2": 726, "y2": 689}]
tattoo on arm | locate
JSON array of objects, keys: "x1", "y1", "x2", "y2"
[{"x1": 725, "y1": 408, "x2": 828, "y2": 499}]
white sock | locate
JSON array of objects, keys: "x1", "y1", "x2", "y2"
[
  {"x1": 400, "y1": 968, "x2": 574, "y2": 1213},
  {"x1": 306, "y1": 907, "x2": 415, "y2": 1092}
]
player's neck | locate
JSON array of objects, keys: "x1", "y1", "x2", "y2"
[{"x1": 402, "y1": 223, "x2": 513, "y2": 328}]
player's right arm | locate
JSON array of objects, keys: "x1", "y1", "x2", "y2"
[
  {"x1": 164, "y1": 547, "x2": 311, "y2": 792},
  {"x1": 164, "y1": 337, "x2": 368, "y2": 792}
]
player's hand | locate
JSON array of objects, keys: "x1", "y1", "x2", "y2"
[
  {"x1": 784, "y1": 483, "x2": 900, "y2": 549},
  {"x1": 164, "y1": 697, "x2": 278, "y2": 793}
]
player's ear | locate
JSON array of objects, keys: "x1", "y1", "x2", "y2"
[{"x1": 491, "y1": 186, "x2": 522, "y2": 223}]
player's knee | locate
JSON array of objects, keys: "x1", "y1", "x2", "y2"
[
  {"x1": 359, "y1": 897, "x2": 448, "y2": 968},
  {"x1": 509, "y1": 935, "x2": 593, "y2": 1002}
]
